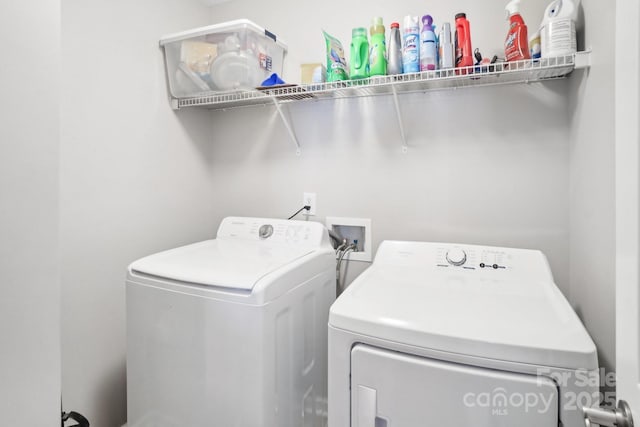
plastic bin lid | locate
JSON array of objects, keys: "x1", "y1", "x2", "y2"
[{"x1": 159, "y1": 18, "x2": 287, "y2": 51}]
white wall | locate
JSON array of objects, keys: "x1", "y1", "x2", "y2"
[
  {"x1": 205, "y1": 0, "x2": 572, "y2": 289},
  {"x1": 0, "y1": 1, "x2": 61, "y2": 426},
  {"x1": 568, "y1": 0, "x2": 617, "y2": 387},
  {"x1": 60, "y1": 1, "x2": 216, "y2": 425}
]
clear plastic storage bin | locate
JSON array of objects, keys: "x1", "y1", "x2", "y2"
[{"x1": 160, "y1": 19, "x2": 287, "y2": 97}]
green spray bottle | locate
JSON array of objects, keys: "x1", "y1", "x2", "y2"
[
  {"x1": 369, "y1": 17, "x2": 387, "y2": 76},
  {"x1": 349, "y1": 27, "x2": 370, "y2": 79}
]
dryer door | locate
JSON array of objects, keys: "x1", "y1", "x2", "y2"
[{"x1": 351, "y1": 345, "x2": 558, "y2": 427}]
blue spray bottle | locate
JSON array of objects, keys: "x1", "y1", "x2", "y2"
[{"x1": 402, "y1": 15, "x2": 420, "y2": 73}]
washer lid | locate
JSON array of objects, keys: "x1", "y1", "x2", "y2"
[
  {"x1": 330, "y1": 241, "x2": 598, "y2": 370},
  {"x1": 130, "y1": 239, "x2": 315, "y2": 291}
]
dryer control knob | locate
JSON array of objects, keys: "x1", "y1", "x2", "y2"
[
  {"x1": 259, "y1": 224, "x2": 274, "y2": 239},
  {"x1": 446, "y1": 248, "x2": 467, "y2": 266}
]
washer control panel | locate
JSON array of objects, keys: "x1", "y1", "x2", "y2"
[{"x1": 217, "y1": 217, "x2": 327, "y2": 246}]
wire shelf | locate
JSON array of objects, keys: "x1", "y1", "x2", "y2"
[{"x1": 174, "y1": 53, "x2": 587, "y2": 110}]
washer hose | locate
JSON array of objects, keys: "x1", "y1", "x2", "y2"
[{"x1": 336, "y1": 243, "x2": 357, "y2": 295}]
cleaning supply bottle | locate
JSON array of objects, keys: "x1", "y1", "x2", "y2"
[
  {"x1": 454, "y1": 13, "x2": 473, "y2": 70},
  {"x1": 387, "y1": 22, "x2": 403, "y2": 75},
  {"x1": 402, "y1": 15, "x2": 420, "y2": 73},
  {"x1": 438, "y1": 22, "x2": 455, "y2": 69},
  {"x1": 504, "y1": 0, "x2": 531, "y2": 61},
  {"x1": 349, "y1": 27, "x2": 370, "y2": 79},
  {"x1": 539, "y1": 0, "x2": 579, "y2": 57},
  {"x1": 529, "y1": 29, "x2": 542, "y2": 59},
  {"x1": 419, "y1": 15, "x2": 437, "y2": 71},
  {"x1": 369, "y1": 17, "x2": 387, "y2": 76}
]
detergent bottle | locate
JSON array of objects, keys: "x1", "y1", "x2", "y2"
[
  {"x1": 454, "y1": 13, "x2": 473, "y2": 69},
  {"x1": 369, "y1": 17, "x2": 387, "y2": 76},
  {"x1": 402, "y1": 15, "x2": 420, "y2": 73},
  {"x1": 420, "y1": 15, "x2": 438, "y2": 70},
  {"x1": 504, "y1": 0, "x2": 531, "y2": 61},
  {"x1": 349, "y1": 27, "x2": 370, "y2": 79},
  {"x1": 539, "y1": 0, "x2": 579, "y2": 57}
]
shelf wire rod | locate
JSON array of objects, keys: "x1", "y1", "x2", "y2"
[
  {"x1": 391, "y1": 85, "x2": 408, "y2": 153},
  {"x1": 272, "y1": 97, "x2": 301, "y2": 155}
]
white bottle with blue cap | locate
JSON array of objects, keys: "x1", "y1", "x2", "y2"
[{"x1": 539, "y1": 0, "x2": 580, "y2": 57}]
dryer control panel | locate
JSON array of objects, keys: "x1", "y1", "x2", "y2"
[
  {"x1": 435, "y1": 246, "x2": 511, "y2": 270},
  {"x1": 374, "y1": 241, "x2": 554, "y2": 283},
  {"x1": 216, "y1": 216, "x2": 329, "y2": 247}
]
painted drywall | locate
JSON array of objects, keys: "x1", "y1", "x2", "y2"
[
  {"x1": 60, "y1": 1, "x2": 217, "y2": 425},
  {"x1": 568, "y1": 0, "x2": 617, "y2": 389},
  {"x1": 614, "y1": 0, "x2": 640, "y2": 407},
  {"x1": 206, "y1": 86, "x2": 572, "y2": 286},
  {"x1": 0, "y1": 1, "x2": 61, "y2": 425},
  {"x1": 204, "y1": 0, "x2": 572, "y2": 290}
]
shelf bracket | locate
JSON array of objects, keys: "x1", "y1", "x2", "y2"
[
  {"x1": 391, "y1": 86, "x2": 408, "y2": 153},
  {"x1": 574, "y1": 49, "x2": 592, "y2": 69},
  {"x1": 273, "y1": 98, "x2": 301, "y2": 155}
]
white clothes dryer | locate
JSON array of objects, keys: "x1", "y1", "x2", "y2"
[
  {"x1": 126, "y1": 217, "x2": 335, "y2": 427},
  {"x1": 329, "y1": 241, "x2": 599, "y2": 427}
]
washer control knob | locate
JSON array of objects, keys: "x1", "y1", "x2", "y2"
[
  {"x1": 446, "y1": 248, "x2": 467, "y2": 266},
  {"x1": 258, "y1": 224, "x2": 274, "y2": 239}
]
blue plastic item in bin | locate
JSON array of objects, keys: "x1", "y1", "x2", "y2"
[{"x1": 261, "y1": 73, "x2": 285, "y2": 86}]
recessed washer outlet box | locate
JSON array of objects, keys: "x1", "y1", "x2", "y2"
[{"x1": 326, "y1": 217, "x2": 372, "y2": 262}]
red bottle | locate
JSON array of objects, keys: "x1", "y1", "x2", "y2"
[
  {"x1": 504, "y1": 0, "x2": 531, "y2": 61},
  {"x1": 455, "y1": 13, "x2": 473, "y2": 70}
]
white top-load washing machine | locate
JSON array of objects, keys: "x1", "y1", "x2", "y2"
[
  {"x1": 126, "y1": 217, "x2": 335, "y2": 427},
  {"x1": 329, "y1": 241, "x2": 599, "y2": 427}
]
